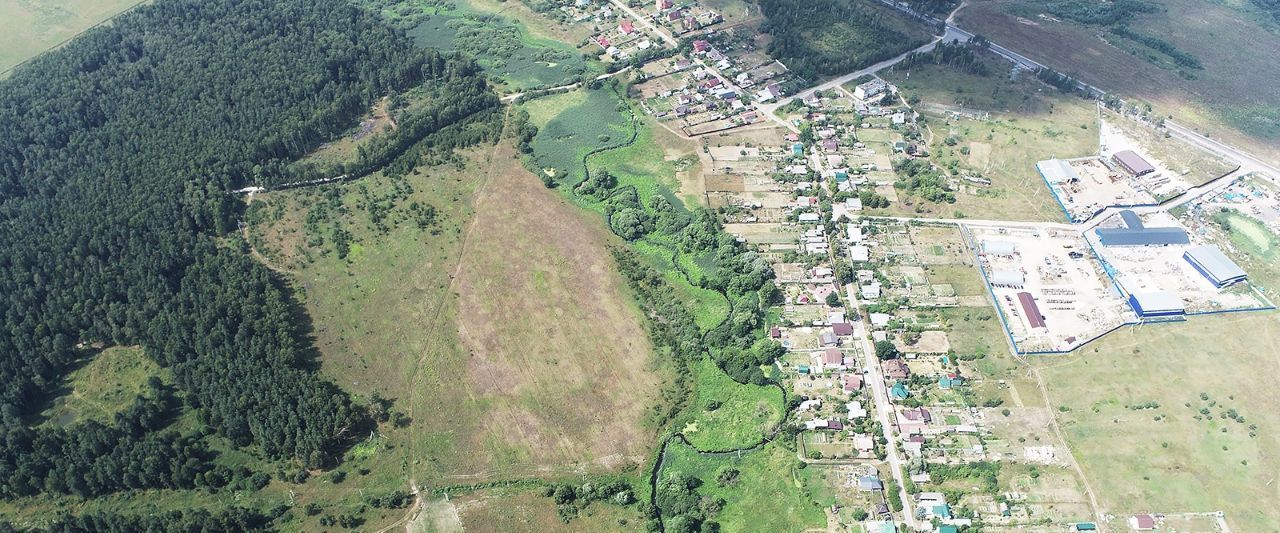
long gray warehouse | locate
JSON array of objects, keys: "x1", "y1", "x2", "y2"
[
  {"x1": 1183, "y1": 244, "x2": 1247, "y2": 287},
  {"x1": 1096, "y1": 210, "x2": 1189, "y2": 247}
]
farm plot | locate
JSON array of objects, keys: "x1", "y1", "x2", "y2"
[{"x1": 0, "y1": 0, "x2": 143, "y2": 74}]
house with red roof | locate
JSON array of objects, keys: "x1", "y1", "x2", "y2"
[
  {"x1": 843, "y1": 373, "x2": 863, "y2": 392},
  {"x1": 1128, "y1": 515, "x2": 1156, "y2": 531},
  {"x1": 619, "y1": 19, "x2": 635, "y2": 34}
]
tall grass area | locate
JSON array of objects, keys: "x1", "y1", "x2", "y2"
[
  {"x1": 370, "y1": 0, "x2": 595, "y2": 91},
  {"x1": 679, "y1": 358, "x2": 785, "y2": 452},
  {"x1": 528, "y1": 88, "x2": 633, "y2": 185},
  {"x1": 659, "y1": 442, "x2": 824, "y2": 532}
]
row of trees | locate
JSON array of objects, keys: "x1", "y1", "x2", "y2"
[
  {"x1": 896, "y1": 42, "x2": 993, "y2": 77},
  {"x1": 759, "y1": 0, "x2": 930, "y2": 80},
  {"x1": 0, "y1": 0, "x2": 494, "y2": 501}
]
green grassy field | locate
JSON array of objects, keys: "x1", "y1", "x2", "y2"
[
  {"x1": 879, "y1": 56, "x2": 1099, "y2": 222},
  {"x1": 659, "y1": 442, "x2": 825, "y2": 532},
  {"x1": 528, "y1": 88, "x2": 633, "y2": 184},
  {"x1": 1040, "y1": 312, "x2": 1280, "y2": 532},
  {"x1": 31, "y1": 346, "x2": 169, "y2": 428},
  {"x1": 385, "y1": 0, "x2": 593, "y2": 91},
  {"x1": 0, "y1": 0, "x2": 145, "y2": 74},
  {"x1": 680, "y1": 358, "x2": 785, "y2": 452}
]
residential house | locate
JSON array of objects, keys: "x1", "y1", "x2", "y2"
[
  {"x1": 819, "y1": 331, "x2": 839, "y2": 347},
  {"x1": 843, "y1": 373, "x2": 863, "y2": 393},
  {"x1": 903, "y1": 434, "x2": 924, "y2": 455},
  {"x1": 852, "y1": 433, "x2": 875, "y2": 455},
  {"x1": 884, "y1": 358, "x2": 910, "y2": 379},
  {"x1": 832, "y1": 322, "x2": 855, "y2": 336},
  {"x1": 856, "y1": 475, "x2": 883, "y2": 491},
  {"x1": 1128, "y1": 515, "x2": 1156, "y2": 531}
]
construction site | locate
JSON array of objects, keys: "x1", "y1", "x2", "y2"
[
  {"x1": 1087, "y1": 210, "x2": 1273, "y2": 316},
  {"x1": 967, "y1": 225, "x2": 1134, "y2": 354}
]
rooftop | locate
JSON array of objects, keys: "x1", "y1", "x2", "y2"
[
  {"x1": 1036, "y1": 159, "x2": 1080, "y2": 184},
  {"x1": 1184, "y1": 244, "x2": 1247, "y2": 285}
]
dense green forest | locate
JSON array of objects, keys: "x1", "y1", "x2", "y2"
[
  {"x1": 759, "y1": 0, "x2": 932, "y2": 81},
  {"x1": 0, "y1": 0, "x2": 494, "y2": 515}
]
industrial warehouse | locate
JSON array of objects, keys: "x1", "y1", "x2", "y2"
[
  {"x1": 1087, "y1": 211, "x2": 1271, "y2": 317},
  {"x1": 970, "y1": 226, "x2": 1132, "y2": 354}
]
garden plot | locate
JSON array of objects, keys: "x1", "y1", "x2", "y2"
[
  {"x1": 1087, "y1": 212, "x2": 1271, "y2": 313},
  {"x1": 970, "y1": 226, "x2": 1132, "y2": 353},
  {"x1": 724, "y1": 222, "x2": 800, "y2": 249}
]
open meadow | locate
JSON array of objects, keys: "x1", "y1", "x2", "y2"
[
  {"x1": 1038, "y1": 312, "x2": 1280, "y2": 532},
  {"x1": 955, "y1": 0, "x2": 1280, "y2": 166},
  {"x1": 0, "y1": 0, "x2": 144, "y2": 74},
  {"x1": 241, "y1": 139, "x2": 670, "y2": 529},
  {"x1": 880, "y1": 55, "x2": 1099, "y2": 222}
]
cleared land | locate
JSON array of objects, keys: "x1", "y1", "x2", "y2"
[
  {"x1": 32, "y1": 346, "x2": 168, "y2": 429},
  {"x1": 247, "y1": 141, "x2": 668, "y2": 528},
  {"x1": 881, "y1": 55, "x2": 1100, "y2": 222},
  {"x1": 0, "y1": 0, "x2": 144, "y2": 74},
  {"x1": 955, "y1": 0, "x2": 1280, "y2": 166},
  {"x1": 1038, "y1": 313, "x2": 1280, "y2": 532}
]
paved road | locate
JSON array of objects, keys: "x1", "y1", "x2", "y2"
[
  {"x1": 847, "y1": 286, "x2": 917, "y2": 530},
  {"x1": 756, "y1": 26, "x2": 970, "y2": 133},
  {"x1": 606, "y1": 0, "x2": 750, "y2": 105},
  {"x1": 862, "y1": 215, "x2": 1077, "y2": 232},
  {"x1": 1165, "y1": 119, "x2": 1280, "y2": 175}
]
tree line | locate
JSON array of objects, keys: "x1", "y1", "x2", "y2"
[
  {"x1": 759, "y1": 0, "x2": 931, "y2": 81},
  {"x1": 0, "y1": 0, "x2": 493, "y2": 504}
]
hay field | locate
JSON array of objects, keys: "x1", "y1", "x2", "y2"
[{"x1": 0, "y1": 0, "x2": 144, "y2": 74}]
